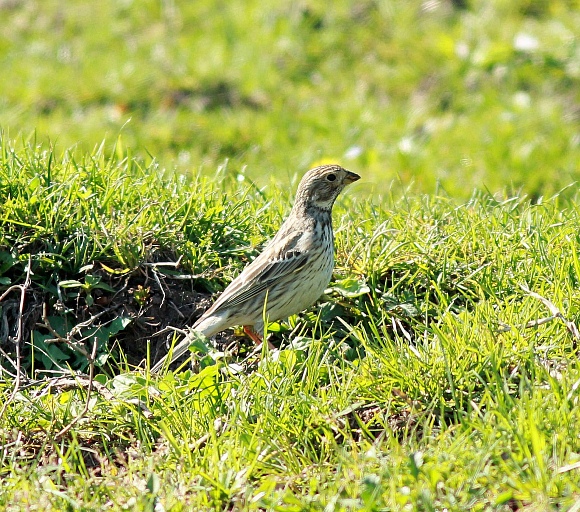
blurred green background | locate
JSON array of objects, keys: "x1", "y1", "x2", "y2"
[{"x1": 1, "y1": 0, "x2": 579, "y2": 196}]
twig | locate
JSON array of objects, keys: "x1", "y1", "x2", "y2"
[
  {"x1": 54, "y1": 338, "x2": 98, "y2": 440},
  {"x1": 0, "y1": 430, "x2": 22, "y2": 453},
  {"x1": 521, "y1": 285, "x2": 580, "y2": 343},
  {"x1": 108, "y1": 278, "x2": 130, "y2": 304},
  {"x1": 0, "y1": 346, "x2": 18, "y2": 378},
  {"x1": 150, "y1": 267, "x2": 167, "y2": 308},
  {"x1": 149, "y1": 326, "x2": 191, "y2": 368},
  {"x1": 497, "y1": 315, "x2": 559, "y2": 333},
  {"x1": 142, "y1": 260, "x2": 232, "y2": 281},
  {"x1": 141, "y1": 256, "x2": 183, "y2": 268},
  {"x1": 69, "y1": 306, "x2": 122, "y2": 340},
  {"x1": 15, "y1": 375, "x2": 152, "y2": 418},
  {"x1": 190, "y1": 418, "x2": 225, "y2": 450},
  {"x1": 39, "y1": 304, "x2": 122, "y2": 357},
  {"x1": 39, "y1": 304, "x2": 86, "y2": 358},
  {"x1": 151, "y1": 325, "x2": 190, "y2": 338},
  {"x1": 0, "y1": 255, "x2": 32, "y2": 422},
  {"x1": 18, "y1": 374, "x2": 113, "y2": 399},
  {"x1": 524, "y1": 316, "x2": 559, "y2": 329},
  {"x1": 167, "y1": 300, "x2": 185, "y2": 319},
  {"x1": 557, "y1": 460, "x2": 580, "y2": 474},
  {"x1": 499, "y1": 288, "x2": 580, "y2": 346},
  {"x1": 36, "y1": 303, "x2": 121, "y2": 438},
  {"x1": 567, "y1": 499, "x2": 580, "y2": 512},
  {"x1": 160, "y1": 273, "x2": 215, "y2": 280}
]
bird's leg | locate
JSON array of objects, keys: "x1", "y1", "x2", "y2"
[{"x1": 243, "y1": 325, "x2": 276, "y2": 350}]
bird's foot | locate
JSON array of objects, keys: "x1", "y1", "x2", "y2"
[{"x1": 243, "y1": 325, "x2": 276, "y2": 350}]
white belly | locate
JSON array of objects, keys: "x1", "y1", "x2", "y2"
[{"x1": 266, "y1": 243, "x2": 334, "y2": 321}]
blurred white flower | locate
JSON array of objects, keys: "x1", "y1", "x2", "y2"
[
  {"x1": 513, "y1": 91, "x2": 531, "y2": 109},
  {"x1": 398, "y1": 137, "x2": 414, "y2": 154},
  {"x1": 514, "y1": 33, "x2": 539, "y2": 52},
  {"x1": 344, "y1": 145, "x2": 363, "y2": 159},
  {"x1": 455, "y1": 41, "x2": 469, "y2": 60}
]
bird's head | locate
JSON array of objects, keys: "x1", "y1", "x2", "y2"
[{"x1": 295, "y1": 164, "x2": 360, "y2": 211}]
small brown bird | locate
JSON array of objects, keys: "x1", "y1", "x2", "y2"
[{"x1": 151, "y1": 164, "x2": 360, "y2": 373}]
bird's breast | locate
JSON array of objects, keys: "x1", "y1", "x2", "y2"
[{"x1": 265, "y1": 220, "x2": 334, "y2": 321}]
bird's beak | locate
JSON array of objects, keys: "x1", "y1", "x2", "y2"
[{"x1": 343, "y1": 171, "x2": 361, "y2": 185}]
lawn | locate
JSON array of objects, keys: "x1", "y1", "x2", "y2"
[
  {"x1": 2, "y1": 0, "x2": 579, "y2": 196},
  {"x1": 1, "y1": 0, "x2": 580, "y2": 510}
]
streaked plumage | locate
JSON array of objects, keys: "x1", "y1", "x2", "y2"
[{"x1": 151, "y1": 164, "x2": 360, "y2": 373}]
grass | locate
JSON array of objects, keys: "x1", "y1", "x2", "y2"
[
  {"x1": 2, "y1": 138, "x2": 580, "y2": 509},
  {"x1": 2, "y1": 0, "x2": 580, "y2": 509},
  {"x1": 1, "y1": 0, "x2": 579, "y2": 196}
]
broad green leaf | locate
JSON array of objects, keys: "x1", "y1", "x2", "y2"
[{"x1": 328, "y1": 278, "x2": 370, "y2": 298}]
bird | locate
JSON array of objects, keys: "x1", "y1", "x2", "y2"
[{"x1": 151, "y1": 164, "x2": 360, "y2": 373}]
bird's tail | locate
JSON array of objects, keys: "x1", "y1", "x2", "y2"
[{"x1": 150, "y1": 315, "x2": 223, "y2": 373}]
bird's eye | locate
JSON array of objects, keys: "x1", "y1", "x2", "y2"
[{"x1": 326, "y1": 173, "x2": 337, "y2": 182}]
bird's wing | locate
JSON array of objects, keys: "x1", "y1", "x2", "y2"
[
  {"x1": 206, "y1": 232, "x2": 309, "y2": 312},
  {"x1": 223, "y1": 249, "x2": 309, "y2": 307}
]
